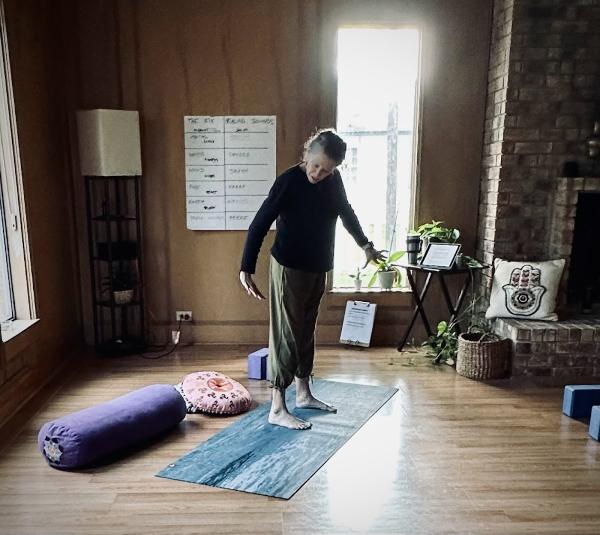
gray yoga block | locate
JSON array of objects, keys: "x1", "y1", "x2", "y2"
[
  {"x1": 562, "y1": 385, "x2": 600, "y2": 419},
  {"x1": 589, "y1": 406, "x2": 600, "y2": 441}
]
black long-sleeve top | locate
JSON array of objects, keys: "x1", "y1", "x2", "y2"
[{"x1": 240, "y1": 164, "x2": 370, "y2": 274}]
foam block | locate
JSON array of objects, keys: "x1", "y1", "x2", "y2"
[
  {"x1": 589, "y1": 406, "x2": 600, "y2": 441},
  {"x1": 38, "y1": 384, "x2": 186, "y2": 469},
  {"x1": 562, "y1": 385, "x2": 600, "y2": 418},
  {"x1": 248, "y1": 347, "x2": 268, "y2": 380}
]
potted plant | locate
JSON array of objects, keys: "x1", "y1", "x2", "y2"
[
  {"x1": 417, "y1": 220, "x2": 460, "y2": 254},
  {"x1": 348, "y1": 267, "x2": 364, "y2": 290},
  {"x1": 423, "y1": 297, "x2": 510, "y2": 378},
  {"x1": 367, "y1": 250, "x2": 406, "y2": 290},
  {"x1": 101, "y1": 269, "x2": 138, "y2": 305},
  {"x1": 455, "y1": 254, "x2": 484, "y2": 269}
]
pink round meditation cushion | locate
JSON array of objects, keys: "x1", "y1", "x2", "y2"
[{"x1": 177, "y1": 371, "x2": 252, "y2": 415}]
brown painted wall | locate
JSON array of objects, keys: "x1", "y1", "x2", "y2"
[
  {"x1": 71, "y1": 0, "x2": 492, "y2": 346},
  {"x1": 0, "y1": 0, "x2": 83, "y2": 429}
]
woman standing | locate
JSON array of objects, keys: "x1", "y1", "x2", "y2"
[{"x1": 240, "y1": 129, "x2": 385, "y2": 430}]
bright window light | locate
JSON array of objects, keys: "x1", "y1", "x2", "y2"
[{"x1": 334, "y1": 27, "x2": 420, "y2": 288}]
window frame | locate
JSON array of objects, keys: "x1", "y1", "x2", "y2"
[
  {"x1": 0, "y1": 0, "x2": 36, "y2": 337},
  {"x1": 0, "y1": 189, "x2": 13, "y2": 321},
  {"x1": 327, "y1": 23, "x2": 424, "y2": 292}
]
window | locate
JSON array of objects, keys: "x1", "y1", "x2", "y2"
[
  {"x1": 334, "y1": 27, "x2": 421, "y2": 288},
  {"x1": 0, "y1": 1, "x2": 36, "y2": 340},
  {"x1": 0, "y1": 189, "x2": 12, "y2": 322}
]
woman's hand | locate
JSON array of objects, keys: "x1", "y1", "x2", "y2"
[
  {"x1": 239, "y1": 271, "x2": 265, "y2": 300},
  {"x1": 362, "y1": 245, "x2": 387, "y2": 269}
]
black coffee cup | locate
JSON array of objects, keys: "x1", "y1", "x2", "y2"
[{"x1": 406, "y1": 234, "x2": 421, "y2": 264}]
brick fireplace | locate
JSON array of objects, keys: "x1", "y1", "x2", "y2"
[
  {"x1": 476, "y1": 0, "x2": 600, "y2": 382},
  {"x1": 494, "y1": 317, "x2": 600, "y2": 380},
  {"x1": 549, "y1": 177, "x2": 600, "y2": 313},
  {"x1": 493, "y1": 177, "x2": 600, "y2": 382}
]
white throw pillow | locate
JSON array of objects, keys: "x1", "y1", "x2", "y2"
[{"x1": 485, "y1": 258, "x2": 565, "y2": 321}]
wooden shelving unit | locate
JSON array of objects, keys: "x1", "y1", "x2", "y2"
[{"x1": 84, "y1": 175, "x2": 145, "y2": 355}]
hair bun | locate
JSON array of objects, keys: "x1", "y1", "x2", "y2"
[{"x1": 304, "y1": 128, "x2": 347, "y2": 165}]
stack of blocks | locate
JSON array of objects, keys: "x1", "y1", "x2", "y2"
[
  {"x1": 247, "y1": 348, "x2": 268, "y2": 380},
  {"x1": 562, "y1": 385, "x2": 600, "y2": 441}
]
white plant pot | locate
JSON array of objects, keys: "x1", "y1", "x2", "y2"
[
  {"x1": 113, "y1": 289, "x2": 134, "y2": 305},
  {"x1": 378, "y1": 271, "x2": 396, "y2": 290},
  {"x1": 354, "y1": 278, "x2": 362, "y2": 291}
]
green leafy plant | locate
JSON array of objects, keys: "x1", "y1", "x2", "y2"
[
  {"x1": 423, "y1": 295, "x2": 500, "y2": 365},
  {"x1": 424, "y1": 320, "x2": 460, "y2": 365},
  {"x1": 464, "y1": 318, "x2": 502, "y2": 343},
  {"x1": 367, "y1": 250, "x2": 406, "y2": 288},
  {"x1": 456, "y1": 254, "x2": 484, "y2": 269},
  {"x1": 417, "y1": 220, "x2": 460, "y2": 243}
]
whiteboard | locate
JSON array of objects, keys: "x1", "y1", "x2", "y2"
[{"x1": 184, "y1": 115, "x2": 276, "y2": 230}]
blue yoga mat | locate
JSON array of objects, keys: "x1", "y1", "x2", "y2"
[{"x1": 157, "y1": 379, "x2": 397, "y2": 499}]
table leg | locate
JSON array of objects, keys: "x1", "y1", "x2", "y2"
[
  {"x1": 439, "y1": 271, "x2": 473, "y2": 332},
  {"x1": 397, "y1": 270, "x2": 434, "y2": 351}
]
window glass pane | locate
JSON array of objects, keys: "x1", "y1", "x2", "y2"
[
  {"x1": 334, "y1": 28, "x2": 420, "y2": 288},
  {"x1": 0, "y1": 185, "x2": 13, "y2": 322}
]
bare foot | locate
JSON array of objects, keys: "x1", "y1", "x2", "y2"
[
  {"x1": 296, "y1": 393, "x2": 337, "y2": 412},
  {"x1": 295, "y1": 376, "x2": 337, "y2": 413},
  {"x1": 268, "y1": 408, "x2": 312, "y2": 430}
]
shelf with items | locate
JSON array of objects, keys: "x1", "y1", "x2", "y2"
[
  {"x1": 94, "y1": 239, "x2": 139, "y2": 262},
  {"x1": 84, "y1": 175, "x2": 145, "y2": 354}
]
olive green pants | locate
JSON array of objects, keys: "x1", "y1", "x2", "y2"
[{"x1": 268, "y1": 256, "x2": 326, "y2": 389}]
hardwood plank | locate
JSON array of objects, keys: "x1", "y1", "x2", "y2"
[{"x1": 0, "y1": 346, "x2": 599, "y2": 535}]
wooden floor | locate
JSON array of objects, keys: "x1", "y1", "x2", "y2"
[{"x1": 1, "y1": 345, "x2": 599, "y2": 535}]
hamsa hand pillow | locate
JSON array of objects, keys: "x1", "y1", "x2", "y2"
[{"x1": 485, "y1": 258, "x2": 565, "y2": 321}]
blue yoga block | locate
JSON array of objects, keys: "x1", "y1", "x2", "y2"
[
  {"x1": 562, "y1": 385, "x2": 600, "y2": 418},
  {"x1": 590, "y1": 406, "x2": 600, "y2": 441},
  {"x1": 248, "y1": 348, "x2": 268, "y2": 380}
]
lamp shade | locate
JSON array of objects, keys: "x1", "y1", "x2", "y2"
[{"x1": 76, "y1": 109, "x2": 142, "y2": 176}]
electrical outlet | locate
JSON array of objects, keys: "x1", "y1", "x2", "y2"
[{"x1": 176, "y1": 310, "x2": 193, "y2": 322}]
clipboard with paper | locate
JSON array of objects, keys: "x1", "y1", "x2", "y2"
[{"x1": 339, "y1": 300, "x2": 377, "y2": 347}]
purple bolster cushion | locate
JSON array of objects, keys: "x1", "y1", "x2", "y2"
[{"x1": 38, "y1": 384, "x2": 186, "y2": 469}]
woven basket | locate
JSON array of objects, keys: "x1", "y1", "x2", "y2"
[{"x1": 456, "y1": 332, "x2": 510, "y2": 380}]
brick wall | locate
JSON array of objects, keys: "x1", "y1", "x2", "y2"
[
  {"x1": 477, "y1": 0, "x2": 600, "y2": 271},
  {"x1": 495, "y1": 317, "x2": 600, "y2": 381},
  {"x1": 477, "y1": 0, "x2": 515, "y2": 275},
  {"x1": 478, "y1": 0, "x2": 600, "y2": 380}
]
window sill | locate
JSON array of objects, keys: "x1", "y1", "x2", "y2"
[
  {"x1": 1, "y1": 318, "x2": 39, "y2": 343},
  {"x1": 324, "y1": 287, "x2": 413, "y2": 308},
  {"x1": 328, "y1": 287, "x2": 411, "y2": 295}
]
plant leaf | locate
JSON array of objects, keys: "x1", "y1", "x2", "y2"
[{"x1": 388, "y1": 250, "x2": 405, "y2": 262}]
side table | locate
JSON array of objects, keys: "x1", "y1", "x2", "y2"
[{"x1": 397, "y1": 261, "x2": 488, "y2": 351}]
